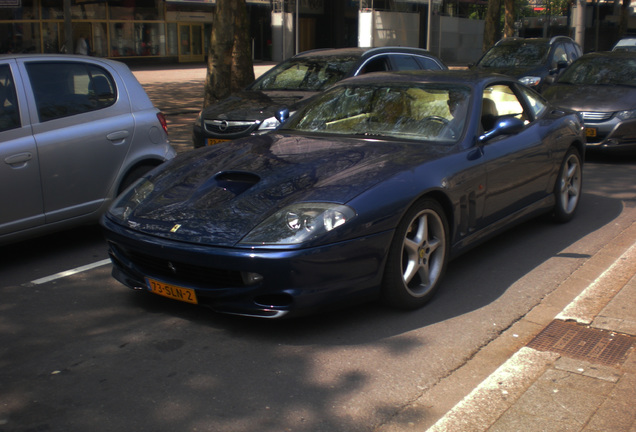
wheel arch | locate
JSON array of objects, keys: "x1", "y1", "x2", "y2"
[
  {"x1": 117, "y1": 158, "x2": 164, "y2": 195},
  {"x1": 415, "y1": 189, "x2": 455, "y2": 238}
]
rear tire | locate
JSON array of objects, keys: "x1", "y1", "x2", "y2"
[
  {"x1": 382, "y1": 199, "x2": 449, "y2": 310},
  {"x1": 553, "y1": 147, "x2": 582, "y2": 223}
]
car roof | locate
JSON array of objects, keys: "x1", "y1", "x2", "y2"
[
  {"x1": 292, "y1": 46, "x2": 437, "y2": 59},
  {"x1": 494, "y1": 36, "x2": 575, "y2": 46},
  {"x1": 0, "y1": 53, "x2": 128, "y2": 69}
]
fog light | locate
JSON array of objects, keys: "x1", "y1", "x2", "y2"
[{"x1": 242, "y1": 272, "x2": 263, "y2": 285}]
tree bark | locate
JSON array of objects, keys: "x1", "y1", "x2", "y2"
[
  {"x1": 232, "y1": 0, "x2": 255, "y2": 91},
  {"x1": 483, "y1": 0, "x2": 502, "y2": 52},
  {"x1": 203, "y1": 0, "x2": 254, "y2": 107},
  {"x1": 503, "y1": 0, "x2": 515, "y2": 38}
]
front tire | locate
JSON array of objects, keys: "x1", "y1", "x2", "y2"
[
  {"x1": 382, "y1": 199, "x2": 449, "y2": 310},
  {"x1": 553, "y1": 147, "x2": 582, "y2": 223}
]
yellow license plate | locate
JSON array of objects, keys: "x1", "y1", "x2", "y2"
[
  {"x1": 146, "y1": 278, "x2": 198, "y2": 304},
  {"x1": 585, "y1": 127, "x2": 597, "y2": 137},
  {"x1": 207, "y1": 138, "x2": 229, "y2": 146}
]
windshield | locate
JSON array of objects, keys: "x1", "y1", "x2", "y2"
[
  {"x1": 248, "y1": 55, "x2": 359, "y2": 91},
  {"x1": 478, "y1": 42, "x2": 549, "y2": 68},
  {"x1": 281, "y1": 83, "x2": 472, "y2": 144},
  {"x1": 558, "y1": 56, "x2": 636, "y2": 86}
]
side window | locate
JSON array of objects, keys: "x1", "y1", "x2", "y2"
[
  {"x1": 390, "y1": 54, "x2": 421, "y2": 71},
  {"x1": 0, "y1": 64, "x2": 20, "y2": 132},
  {"x1": 551, "y1": 44, "x2": 568, "y2": 68},
  {"x1": 517, "y1": 85, "x2": 547, "y2": 120},
  {"x1": 416, "y1": 56, "x2": 443, "y2": 71},
  {"x1": 481, "y1": 84, "x2": 528, "y2": 133},
  {"x1": 565, "y1": 42, "x2": 581, "y2": 62},
  {"x1": 25, "y1": 61, "x2": 117, "y2": 122},
  {"x1": 359, "y1": 56, "x2": 389, "y2": 74}
]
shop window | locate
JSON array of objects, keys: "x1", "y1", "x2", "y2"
[
  {"x1": 41, "y1": 22, "x2": 60, "y2": 53},
  {"x1": 26, "y1": 62, "x2": 116, "y2": 122},
  {"x1": 167, "y1": 23, "x2": 178, "y2": 56},
  {"x1": 0, "y1": 22, "x2": 40, "y2": 54},
  {"x1": 110, "y1": 22, "x2": 165, "y2": 57}
]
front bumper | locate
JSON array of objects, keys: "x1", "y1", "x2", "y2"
[
  {"x1": 102, "y1": 215, "x2": 393, "y2": 318},
  {"x1": 583, "y1": 115, "x2": 636, "y2": 152}
]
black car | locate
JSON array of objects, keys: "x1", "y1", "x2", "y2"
[
  {"x1": 192, "y1": 47, "x2": 447, "y2": 148},
  {"x1": 543, "y1": 51, "x2": 636, "y2": 153},
  {"x1": 104, "y1": 71, "x2": 585, "y2": 319},
  {"x1": 471, "y1": 36, "x2": 582, "y2": 92}
]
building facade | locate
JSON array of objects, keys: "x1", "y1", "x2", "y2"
[{"x1": 0, "y1": 0, "x2": 359, "y2": 63}]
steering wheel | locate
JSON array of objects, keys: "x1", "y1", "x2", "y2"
[{"x1": 422, "y1": 116, "x2": 450, "y2": 126}]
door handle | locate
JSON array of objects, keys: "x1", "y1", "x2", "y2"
[
  {"x1": 106, "y1": 130, "x2": 130, "y2": 144},
  {"x1": 5, "y1": 152, "x2": 32, "y2": 166}
]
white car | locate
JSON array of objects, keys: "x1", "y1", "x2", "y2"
[
  {"x1": 613, "y1": 37, "x2": 636, "y2": 52},
  {"x1": 0, "y1": 54, "x2": 176, "y2": 245}
]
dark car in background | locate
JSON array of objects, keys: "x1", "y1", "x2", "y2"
[
  {"x1": 543, "y1": 51, "x2": 636, "y2": 153},
  {"x1": 471, "y1": 36, "x2": 582, "y2": 92},
  {"x1": 0, "y1": 54, "x2": 175, "y2": 245},
  {"x1": 192, "y1": 47, "x2": 447, "y2": 148},
  {"x1": 103, "y1": 70, "x2": 585, "y2": 319}
]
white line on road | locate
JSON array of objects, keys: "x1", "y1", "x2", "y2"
[{"x1": 28, "y1": 259, "x2": 112, "y2": 286}]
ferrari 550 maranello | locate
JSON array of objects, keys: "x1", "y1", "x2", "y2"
[{"x1": 101, "y1": 71, "x2": 585, "y2": 318}]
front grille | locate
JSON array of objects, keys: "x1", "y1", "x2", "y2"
[
  {"x1": 204, "y1": 119, "x2": 259, "y2": 136},
  {"x1": 581, "y1": 111, "x2": 613, "y2": 122},
  {"x1": 112, "y1": 244, "x2": 245, "y2": 288}
]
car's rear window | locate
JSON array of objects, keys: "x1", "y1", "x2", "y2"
[{"x1": 26, "y1": 61, "x2": 117, "y2": 122}]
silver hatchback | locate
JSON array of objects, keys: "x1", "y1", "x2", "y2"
[{"x1": 0, "y1": 54, "x2": 176, "y2": 245}]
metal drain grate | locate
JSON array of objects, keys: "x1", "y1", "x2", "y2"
[{"x1": 527, "y1": 320, "x2": 635, "y2": 366}]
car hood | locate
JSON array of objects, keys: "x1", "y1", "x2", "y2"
[
  {"x1": 201, "y1": 90, "x2": 318, "y2": 122},
  {"x1": 544, "y1": 84, "x2": 636, "y2": 112},
  {"x1": 118, "y1": 133, "x2": 448, "y2": 246}
]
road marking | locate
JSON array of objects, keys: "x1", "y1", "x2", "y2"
[{"x1": 29, "y1": 259, "x2": 111, "y2": 285}]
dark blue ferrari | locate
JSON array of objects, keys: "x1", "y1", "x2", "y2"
[{"x1": 101, "y1": 71, "x2": 585, "y2": 318}]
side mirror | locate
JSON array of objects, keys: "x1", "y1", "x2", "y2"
[
  {"x1": 275, "y1": 107, "x2": 290, "y2": 125},
  {"x1": 479, "y1": 116, "x2": 525, "y2": 142}
]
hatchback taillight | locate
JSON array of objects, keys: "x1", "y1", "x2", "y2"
[{"x1": 157, "y1": 112, "x2": 168, "y2": 135}]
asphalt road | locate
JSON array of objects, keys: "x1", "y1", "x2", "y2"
[{"x1": 1, "y1": 152, "x2": 635, "y2": 432}]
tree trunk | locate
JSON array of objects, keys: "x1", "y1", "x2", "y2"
[
  {"x1": 483, "y1": 0, "x2": 502, "y2": 53},
  {"x1": 203, "y1": 0, "x2": 254, "y2": 107},
  {"x1": 503, "y1": 0, "x2": 515, "y2": 38},
  {"x1": 232, "y1": 0, "x2": 255, "y2": 91}
]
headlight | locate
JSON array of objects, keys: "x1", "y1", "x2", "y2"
[
  {"x1": 194, "y1": 111, "x2": 203, "y2": 128},
  {"x1": 240, "y1": 203, "x2": 356, "y2": 245},
  {"x1": 616, "y1": 109, "x2": 636, "y2": 121},
  {"x1": 109, "y1": 179, "x2": 155, "y2": 222},
  {"x1": 519, "y1": 76, "x2": 541, "y2": 87},
  {"x1": 257, "y1": 115, "x2": 280, "y2": 131}
]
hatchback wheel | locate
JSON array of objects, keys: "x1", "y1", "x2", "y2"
[{"x1": 382, "y1": 199, "x2": 449, "y2": 309}]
